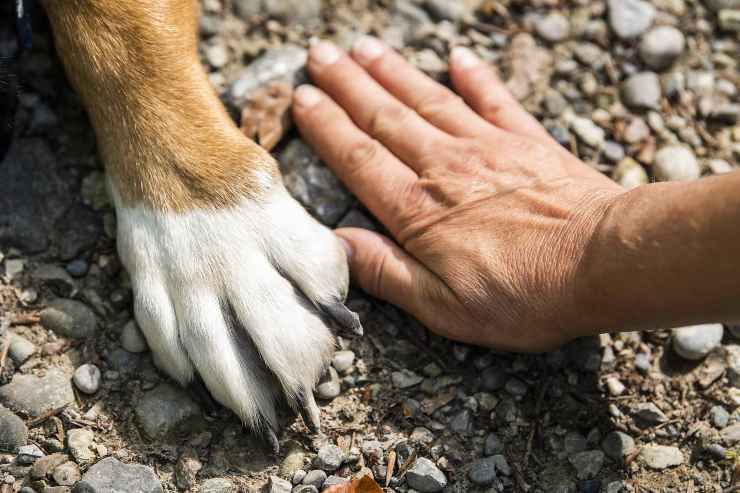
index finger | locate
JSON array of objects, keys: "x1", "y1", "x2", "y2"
[{"x1": 292, "y1": 84, "x2": 418, "y2": 237}]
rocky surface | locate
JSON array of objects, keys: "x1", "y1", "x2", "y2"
[{"x1": 0, "y1": 0, "x2": 738, "y2": 491}]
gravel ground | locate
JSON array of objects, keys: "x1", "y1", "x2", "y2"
[{"x1": 1, "y1": 0, "x2": 739, "y2": 492}]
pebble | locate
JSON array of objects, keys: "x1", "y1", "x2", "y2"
[
  {"x1": 40, "y1": 299, "x2": 97, "y2": 339},
  {"x1": 564, "y1": 432, "x2": 587, "y2": 455},
  {"x1": 73, "y1": 364, "x2": 101, "y2": 395},
  {"x1": 301, "y1": 469, "x2": 326, "y2": 489},
  {"x1": 535, "y1": 13, "x2": 570, "y2": 43},
  {"x1": 65, "y1": 259, "x2": 89, "y2": 278},
  {"x1": 710, "y1": 406, "x2": 730, "y2": 429},
  {"x1": 449, "y1": 409, "x2": 471, "y2": 434},
  {"x1": 639, "y1": 26, "x2": 685, "y2": 70},
  {"x1": 634, "y1": 403, "x2": 668, "y2": 425},
  {"x1": 505, "y1": 378, "x2": 528, "y2": 397},
  {"x1": 293, "y1": 486, "x2": 318, "y2": 493},
  {"x1": 710, "y1": 103, "x2": 740, "y2": 125},
  {"x1": 568, "y1": 450, "x2": 604, "y2": 480},
  {"x1": 75, "y1": 457, "x2": 163, "y2": 493},
  {"x1": 653, "y1": 146, "x2": 701, "y2": 182},
  {"x1": 603, "y1": 141, "x2": 625, "y2": 163},
  {"x1": 721, "y1": 423, "x2": 740, "y2": 443},
  {"x1": 206, "y1": 44, "x2": 228, "y2": 69},
  {"x1": 0, "y1": 408, "x2": 25, "y2": 453},
  {"x1": 622, "y1": 72, "x2": 662, "y2": 109},
  {"x1": 331, "y1": 350, "x2": 355, "y2": 373},
  {"x1": 601, "y1": 432, "x2": 636, "y2": 461},
  {"x1": 425, "y1": 0, "x2": 469, "y2": 21},
  {"x1": 639, "y1": 445, "x2": 684, "y2": 469},
  {"x1": 0, "y1": 369, "x2": 75, "y2": 417},
  {"x1": 230, "y1": 46, "x2": 307, "y2": 102},
  {"x1": 612, "y1": 158, "x2": 648, "y2": 190},
  {"x1": 634, "y1": 352, "x2": 652, "y2": 373},
  {"x1": 316, "y1": 367, "x2": 341, "y2": 400},
  {"x1": 134, "y1": 384, "x2": 202, "y2": 439},
  {"x1": 468, "y1": 457, "x2": 500, "y2": 486},
  {"x1": 315, "y1": 445, "x2": 343, "y2": 472},
  {"x1": 106, "y1": 348, "x2": 141, "y2": 375},
  {"x1": 17, "y1": 444, "x2": 44, "y2": 465},
  {"x1": 608, "y1": 0, "x2": 655, "y2": 39},
  {"x1": 480, "y1": 366, "x2": 507, "y2": 391},
  {"x1": 726, "y1": 345, "x2": 740, "y2": 387},
  {"x1": 672, "y1": 324, "x2": 724, "y2": 360},
  {"x1": 719, "y1": 9, "x2": 740, "y2": 32},
  {"x1": 53, "y1": 461, "x2": 81, "y2": 486},
  {"x1": 8, "y1": 335, "x2": 36, "y2": 365},
  {"x1": 605, "y1": 377, "x2": 626, "y2": 396},
  {"x1": 623, "y1": 118, "x2": 651, "y2": 144},
  {"x1": 392, "y1": 369, "x2": 423, "y2": 389},
  {"x1": 570, "y1": 117, "x2": 605, "y2": 148},
  {"x1": 292, "y1": 470, "x2": 307, "y2": 485},
  {"x1": 201, "y1": 478, "x2": 236, "y2": 493},
  {"x1": 68, "y1": 428, "x2": 96, "y2": 466},
  {"x1": 406, "y1": 458, "x2": 447, "y2": 493},
  {"x1": 120, "y1": 320, "x2": 148, "y2": 353},
  {"x1": 410, "y1": 427, "x2": 435, "y2": 447},
  {"x1": 323, "y1": 476, "x2": 348, "y2": 488},
  {"x1": 707, "y1": 0, "x2": 740, "y2": 11},
  {"x1": 484, "y1": 433, "x2": 505, "y2": 456},
  {"x1": 266, "y1": 475, "x2": 292, "y2": 493}
]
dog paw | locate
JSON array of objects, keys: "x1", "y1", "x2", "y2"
[{"x1": 113, "y1": 182, "x2": 361, "y2": 444}]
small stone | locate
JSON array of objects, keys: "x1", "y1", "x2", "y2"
[
  {"x1": 206, "y1": 44, "x2": 228, "y2": 68},
  {"x1": 424, "y1": 0, "x2": 469, "y2": 21},
  {"x1": 672, "y1": 324, "x2": 724, "y2": 360},
  {"x1": 392, "y1": 369, "x2": 423, "y2": 389},
  {"x1": 468, "y1": 457, "x2": 499, "y2": 486},
  {"x1": 0, "y1": 370, "x2": 75, "y2": 417},
  {"x1": 201, "y1": 478, "x2": 235, "y2": 493},
  {"x1": 535, "y1": 12, "x2": 570, "y2": 43},
  {"x1": 266, "y1": 476, "x2": 293, "y2": 493},
  {"x1": 4, "y1": 258, "x2": 24, "y2": 279},
  {"x1": 634, "y1": 352, "x2": 651, "y2": 373},
  {"x1": 410, "y1": 427, "x2": 435, "y2": 447},
  {"x1": 106, "y1": 348, "x2": 141, "y2": 375},
  {"x1": 707, "y1": 0, "x2": 740, "y2": 11},
  {"x1": 17, "y1": 444, "x2": 44, "y2": 464},
  {"x1": 175, "y1": 448, "x2": 202, "y2": 490},
  {"x1": 603, "y1": 141, "x2": 625, "y2": 163},
  {"x1": 231, "y1": 46, "x2": 307, "y2": 103},
  {"x1": 654, "y1": 146, "x2": 701, "y2": 182},
  {"x1": 134, "y1": 384, "x2": 202, "y2": 439},
  {"x1": 564, "y1": 432, "x2": 587, "y2": 455},
  {"x1": 293, "y1": 486, "x2": 318, "y2": 493},
  {"x1": 8, "y1": 335, "x2": 36, "y2": 365},
  {"x1": 484, "y1": 433, "x2": 505, "y2": 456},
  {"x1": 605, "y1": 377, "x2": 626, "y2": 396},
  {"x1": 323, "y1": 476, "x2": 348, "y2": 488},
  {"x1": 53, "y1": 461, "x2": 81, "y2": 486},
  {"x1": 302, "y1": 469, "x2": 327, "y2": 489},
  {"x1": 65, "y1": 260, "x2": 89, "y2": 278},
  {"x1": 31, "y1": 453, "x2": 69, "y2": 480},
  {"x1": 601, "y1": 432, "x2": 636, "y2": 461},
  {"x1": 719, "y1": 9, "x2": 740, "y2": 32},
  {"x1": 360, "y1": 440, "x2": 383, "y2": 462},
  {"x1": 315, "y1": 445, "x2": 343, "y2": 472},
  {"x1": 73, "y1": 364, "x2": 101, "y2": 395},
  {"x1": 639, "y1": 445, "x2": 684, "y2": 469},
  {"x1": 726, "y1": 345, "x2": 740, "y2": 387},
  {"x1": 120, "y1": 320, "x2": 148, "y2": 353},
  {"x1": 406, "y1": 458, "x2": 447, "y2": 493},
  {"x1": 331, "y1": 350, "x2": 355, "y2": 373},
  {"x1": 623, "y1": 118, "x2": 650, "y2": 144},
  {"x1": 449, "y1": 410, "x2": 471, "y2": 434},
  {"x1": 634, "y1": 403, "x2": 668, "y2": 426},
  {"x1": 263, "y1": 0, "x2": 321, "y2": 23},
  {"x1": 710, "y1": 406, "x2": 730, "y2": 429},
  {"x1": 73, "y1": 457, "x2": 163, "y2": 493},
  {"x1": 279, "y1": 444, "x2": 306, "y2": 478},
  {"x1": 687, "y1": 71, "x2": 715, "y2": 95},
  {"x1": 708, "y1": 159, "x2": 734, "y2": 175},
  {"x1": 67, "y1": 428, "x2": 95, "y2": 466},
  {"x1": 639, "y1": 26, "x2": 685, "y2": 70},
  {"x1": 292, "y1": 470, "x2": 307, "y2": 485},
  {"x1": 40, "y1": 299, "x2": 97, "y2": 339},
  {"x1": 710, "y1": 103, "x2": 740, "y2": 125},
  {"x1": 31, "y1": 264, "x2": 76, "y2": 297},
  {"x1": 613, "y1": 158, "x2": 648, "y2": 190},
  {"x1": 721, "y1": 423, "x2": 740, "y2": 443},
  {"x1": 316, "y1": 367, "x2": 341, "y2": 400},
  {"x1": 570, "y1": 117, "x2": 605, "y2": 148},
  {"x1": 622, "y1": 72, "x2": 662, "y2": 110},
  {"x1": 569, "y1": 450, "x2": 604, "y2": 480},
  {"x1": 505, "y1": 378, "x2": 528, "y2": 397},
  {"x1": 608, "y1": 0, "x2": 655, "y2": 39}
]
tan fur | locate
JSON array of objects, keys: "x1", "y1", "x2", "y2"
[{"x1": 41, "y1": 0, "x2": 277, "y2": 211}]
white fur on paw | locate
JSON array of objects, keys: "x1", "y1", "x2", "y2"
[{"x1": 111, "y1": 184, "x2": 351, "y2": 433}]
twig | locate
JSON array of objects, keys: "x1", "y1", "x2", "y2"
[
  {"x1": 10, "y1": 313, "x2": 39, "y2": 326},
  {"x1": 0, "y1": 336, "x2": 10, "y2": 371},
  {"x1": 385, "y1": 449, "x2": 396, "y2": 487},
  {"x1": 523, "y1": 379, "x2": 549, "y2": 469},
  {"x1": 27, "y1": 404, "x2": 68, "y2": 427}
]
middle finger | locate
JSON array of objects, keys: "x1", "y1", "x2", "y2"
[{"x1": 307, "y1": 41, "x2": 454, "y2": 171}]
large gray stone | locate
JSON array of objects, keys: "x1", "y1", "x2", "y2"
[
  {"x1": 672, "y1": 324, "x2": 724, "y2": 360},
  {"x1": 72, "y1": 457, "x2": 163, "y2": 493},
  {"x1": 40, "y1": 299, "x2": 97, "y2": 339},
  {"x1": 134, "y1": 383, "x2": 202, "y2": 439},
  {"x1": 406, "y1": 458, "x2": 447, "y2": 492},
  {"x1": 0, "y1": 405, "x2": 27, "y2": 452},
  {"x1": 0, "y1": 369, "x2": 74, "y2": 417}
]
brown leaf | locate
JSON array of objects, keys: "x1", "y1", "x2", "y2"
[
  {"x1": 240, "y1": 81, "x2": 293, "y2": 151},
  {"x1": 322, "y1": 474, "x2": 382, "y2": 493}
]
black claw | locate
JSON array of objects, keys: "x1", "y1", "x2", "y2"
[
  {"x1": 297, "y1": 389, "x2": 322, "y2": 434},
  {"x1": 320, "y1": 302, "x2": 364, "y2": 336},
  {"x1": 188, "y1": 377, "x2": 220, "y2": 418},
  {"x1": 263, "y1": 427, "x2": 280, "y2": 455}
]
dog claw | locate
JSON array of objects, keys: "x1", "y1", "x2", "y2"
[
  {"x1": 320, "y1": 302, "x2": 363, "y2": 336},
  {"x1": 263, "y1": 427, "x2": 280, "y2": 455},
  {"x1": 298, "y1": 390, "x2": 322, "y2": 434}
]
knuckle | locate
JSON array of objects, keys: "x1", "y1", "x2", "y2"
[
  {"x1": 368, "y1": 103, "x2": 410, "y2": 140},
  {"x1": 479, "y1": 95, "x2": 507, "y2": 122},
  {"x1": 343, "y1": 138, "x2": 381, "y2": 173},
  {"x1": 415, "y1": 91, "x2": 461, "y2": 120}
]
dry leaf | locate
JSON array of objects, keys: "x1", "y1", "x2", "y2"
[
  {"x1": 322, "y1": 474, "x2": 383, "y2": 493},
  {"x1": 240, "y1": 81, "x2": 293, "y2": 151}
]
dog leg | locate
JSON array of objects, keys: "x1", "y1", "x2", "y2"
[{"x1": 42, "y1": 0, "x2": 360, "y2": 440}]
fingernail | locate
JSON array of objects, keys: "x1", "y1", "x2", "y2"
[
  {"x1": 353, "y1": 35, "x2": 385, "y2": 65},
  {"x1": 294, "y1": 85, "x2": 322, "y2": 108},
  {"x1": 311, "y1": 41, "x2": 341, "y2": 66},
  {"x1": 451, "y1": 46, "x2": 480, "y2": 70},
  {"x1": 338, "y1": 237, "x2": 354, "y2": 261}
]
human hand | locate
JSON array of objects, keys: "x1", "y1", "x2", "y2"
[{"x1": 292, "y1": 38, "x2": 626, "y2": 352}]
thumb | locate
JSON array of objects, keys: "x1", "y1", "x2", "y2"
[{"x1": 334, "y1": 228, "x2": 437, "y2": 316}]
